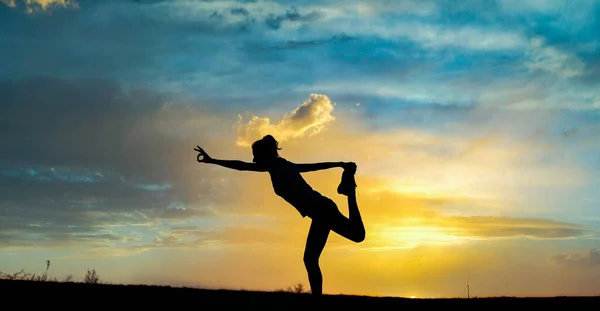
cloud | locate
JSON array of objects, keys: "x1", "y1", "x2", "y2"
[
  {"x1": 340, "y1": 187, "x2": 590, "y2": 250},
  {"x1": 127, "y1": 1, "x2": 523, "y2": 52},
  {"x1": 56, "y1": 179, "x2": 592, "y2": 258},
  {"x1": 0, "y1": 77, "x2": 240, "y2": 180},
  {"x1": 62, "y1": 220, "x2": 296, "y2": 259},
  {"x1": 0, "y1": 223, "x2": 131, "y2": 250},
  {"x1": 246, "y1": 33, "x2": 356, "y2": 51},
  {"x1": 400, "y1": 24, "x2": 526, "y2": 51},
  {"x1": 0, "y1": 77, "x2": 344, "y2": 250},
  {"x1": 295, "y1": 18, "x2": 527, "y2": 52},
  {"x1": 140, "y1": 225, "x2": 290, "y2": 249},
  {"x1": 235, "y1": 93, "x2": 336, "y2": 146},
  {"x1": 3, "y1": 0, "x2": 597, "y2": 115},
  {"x1": 230, "y1": 7, "x2": 249, "y2": 16},
  {"x1": 526, "y1": 37, "x2": 585, "y2": 78},
  {"x1": 228, "y1": 106, "x2": 596, "y2": 250},
  {"x1": 264, "y1": 7, "x2": 323, "y2": 30},
  {"x1": 499, "y1": 0, "x2": 597, "y2": 21},
  {"x1": 2, "y1": 0, "x2": 78, "y2": 13},
  {"x1": 300, "y1": 65, "x2": 600, "y2": 110},
  {"x1": 0, "y1": 77, "x2": 162, "y2": 174},
  {"x1": 551, "y1": 248, "x2": 600, "y2": 269},
  {"x1": 431, "y1": 215, "x2": 589, "y2": 239},
  {"x1": 0, "y1": 0, "x2": 14, "y2": 7},
  {"x1": 0, "y1": 77, "x2": 245, "y2": 249},
  {"x1": 499, "y1": 0, "x2": 565, "y2": 12},
  {"x1": 200, "y1": 165, "x2": 591, "y2": 251},
  {"x1": 0, "y1": 75, "x2": 595, "y2": 262}
]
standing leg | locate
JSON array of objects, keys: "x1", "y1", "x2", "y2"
[{"x1": 303, "y1": 219, "x2": 330, "y2": 296}]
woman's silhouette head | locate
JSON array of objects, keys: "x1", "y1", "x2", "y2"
[{"x1": 252, "y1": 135, "x2": 281, "y2": 165}]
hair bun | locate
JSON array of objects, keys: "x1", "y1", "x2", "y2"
[
  {"x1": 262, "y1": 135, "x2": 281, "y2": 150},
  {"x1": 263, "y1": 135, "x2": 276, "y2": 143}
]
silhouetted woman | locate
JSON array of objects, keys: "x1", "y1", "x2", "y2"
[{"x1": 194, "y1": 135, "x2": 366, "y2": 296}]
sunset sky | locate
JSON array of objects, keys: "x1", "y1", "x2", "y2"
[{"x1": 1, "y1": 0, "x2": 600, "y2": 298}]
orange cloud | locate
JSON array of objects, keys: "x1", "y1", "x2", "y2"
[
  {"x1": 1, "y1": 0, "x2": 78, "y2": 13},
  {"x1": 235, "y1": 94, "x2": 336, "y2": 147}
]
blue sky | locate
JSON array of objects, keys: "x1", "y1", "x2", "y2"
[{"x1": 1, "y1": 0, "x2": 600, "y2": 297}]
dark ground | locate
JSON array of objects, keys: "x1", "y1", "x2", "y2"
[{"x1": 1, "y1": 279, "x2": 598, "y2": 309}]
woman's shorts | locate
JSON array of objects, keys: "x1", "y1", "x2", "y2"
[{"x1": 304, "y1": 195, "x2": 342, "y2": 222}]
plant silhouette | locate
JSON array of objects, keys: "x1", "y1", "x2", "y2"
[{"x1": 194, "y1": 135, "x2": 366, "y2": 296}]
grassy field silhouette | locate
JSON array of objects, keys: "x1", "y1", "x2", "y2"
[{"x1": 1, "y1": 270, "x2": 598, "y2": 309}]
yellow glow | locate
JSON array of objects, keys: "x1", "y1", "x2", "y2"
[
  {"x1": 26, "y1": 0, "x2": 77, "y2": 10},
  {"x1": 8, "y1": 98, "x2": 589, "y2": 298},
  {"x1": 377, "y1": 225, "x2": 465, "y2": 249}
]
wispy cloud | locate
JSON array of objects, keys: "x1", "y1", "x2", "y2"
[
  {"x1": 526, "y1": 37, "x2": 585, "y2": 78},
  {"x1": 551, "y1": 248, "x2": 600, "y2": 269},
  {"x1": 352, "y1": 23, "x2": 527, "y2": 51},
  {"x1": 264, "y1": 7, "x2": 323, "y2": 30}
]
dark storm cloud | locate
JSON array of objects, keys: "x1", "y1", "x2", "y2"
[
  {"x1": 0, "y1": 77, "x2": 245, "y2": 248},
  {"x1": 0, "y1": 77, "x2": 164, "y2": 174},
  {"x1": 0, "y1": 77, "x2": 238, "y2": 181}
]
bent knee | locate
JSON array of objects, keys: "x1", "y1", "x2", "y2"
[{"x1": 353, "y1": 228, "x2": 366, "y2": 243}]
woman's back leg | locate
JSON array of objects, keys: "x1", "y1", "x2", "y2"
[{"x1": 318, "y1": 197, "x2": 365, "y2": 243}]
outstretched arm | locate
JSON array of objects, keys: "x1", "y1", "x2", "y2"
[
  {"x1": 296, "y1": 162, "x2": 345, "y2": 173},
  {"x1": 210, "y1": 159, "x2": 267, "y2": 172},
  {"x1": 195, "y1": 146, "x2": 267, "y2": 172}
]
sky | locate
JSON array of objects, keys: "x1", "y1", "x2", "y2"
[{"x1": 1, "y1": 0, "x2": 600, "y2": 298}]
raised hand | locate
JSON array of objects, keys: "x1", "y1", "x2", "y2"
[{"x1": 194, "y1": 145, "x2": 213, "y2": 163}]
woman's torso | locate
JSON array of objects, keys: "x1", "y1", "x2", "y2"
[{"x1": 268, "y1": 157, "x2": 322, "y2": 217}]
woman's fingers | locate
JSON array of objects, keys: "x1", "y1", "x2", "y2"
[
  {"x1": 195, "y1": 145, "x2": 209, "y2": 163},
  {"x1": 194, "y1": 146, "x2": 208, "y2": 156}
]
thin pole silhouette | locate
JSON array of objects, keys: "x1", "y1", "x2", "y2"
[
  {"x1": 466, "y1": 276, "x2": 470, "y2": 299},
  {"x1": 44, "y1": 260, "x2": 50, "y2": 280},
  {"x1": 194, "y1": 135, "x2": 366, "y2": 296}
]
